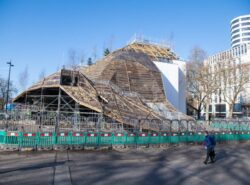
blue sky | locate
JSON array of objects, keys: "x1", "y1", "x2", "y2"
[{"x1": 0, "y1": 0, "x2": 249, "y2": 93}]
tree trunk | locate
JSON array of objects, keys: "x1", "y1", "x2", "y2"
[
  {"x1": 197, "y1": 108, "x2": 201, "y2": 120},
  {"x1": 205, "y1": 102, "x2": 209, "y2": 121},
  {"x1": 228, "y1": 104, "x2": 233, "y2": 118}
]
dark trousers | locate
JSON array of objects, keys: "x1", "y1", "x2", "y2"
[{"x1": 205, "y1": 148, "x2": 215, "y2": 162}]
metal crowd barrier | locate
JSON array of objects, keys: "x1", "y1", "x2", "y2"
[
  {"x1": 211, "y1": 120, "x2": 250, "y2": 131},
  {"x1": 0, "y1": 130, "x2": 249, "y2": 149}
]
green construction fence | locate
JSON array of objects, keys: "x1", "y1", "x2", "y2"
[{"x1": 0, "y1": 130, "x2": 249, "y2": 148}]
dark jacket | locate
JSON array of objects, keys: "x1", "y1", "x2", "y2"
[{"x1": 204, "y1": 135, "x2": 216, "y2": 149}]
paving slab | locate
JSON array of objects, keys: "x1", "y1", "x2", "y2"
[{"x1": 0, "y1": 141, "x2": 249, "y2": 185}]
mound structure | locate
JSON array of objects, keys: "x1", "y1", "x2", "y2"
[{"x1": 14, "y1": 42, "x2": 193, "y2": 131}]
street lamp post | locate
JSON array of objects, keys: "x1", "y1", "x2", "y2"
[{"x1": 6, "y1": 61, "x2": 14, "y2": 113}]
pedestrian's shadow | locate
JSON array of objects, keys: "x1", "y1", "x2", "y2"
[{"x1": 214, "y1": 149, "x2": 227, "y2": 162}]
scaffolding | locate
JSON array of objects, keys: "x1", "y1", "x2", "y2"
[
  {"x1": 9, "y1": 42, "x2": 195, "y2": 133},
  {"x1": 126, "y1": 34, "x2": 178, "y2": 62}
]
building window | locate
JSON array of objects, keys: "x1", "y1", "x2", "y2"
[
  {"x1": 232, "y1": 29, "x2": 240, "y2": 34},
  {"x1": 242, "y1": 27, "x2": 250, "y2": 31},
  {"x1": 242, "y1": 32, "x2": 250, "y2": 36},
  {"x1": 232, "y1": 34, "x2": 240, "y2": 40},
  {"x1": 209, "y1": 105, "x2": 212, "y2": 112},
  {"x1": 233, "y1": 103, "x2": 242, "y2": 112},
  {"x1": 231, "y1": 24, "x2": 240, "y2": 29},
  {"x1": 243, "y1": 38, "x2": 250, "y2": 41},
  {"x1": 241, "y1": 17, "x2": 250, "y2": 21},
  {"x1": 232, "y1": 39, "x2": 240, "y2": 45},
  {"x1": 233, "y1": 44, "x2": 240, "y2": 48},
  {"x1": 242, "y1": 22, "x2": 250, "y2": 26},
  {"x1": 232, "y1": 19, "x2": 239, "y2": 24},
  {"x1": 216, "y1": 104, "x2": 226, "y2": 112}
]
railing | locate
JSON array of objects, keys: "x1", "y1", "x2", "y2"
[
  {"x1": 210, "y1": 119, "x2": 250, "y2": 131},
  {"x1": 0, "y1": 130, "x2": 249, "y2": 150}
]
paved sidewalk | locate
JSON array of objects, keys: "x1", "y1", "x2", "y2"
[{"x1": 0, "y1": 142, "x2": 249, "y2": 185}]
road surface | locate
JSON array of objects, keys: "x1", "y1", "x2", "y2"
[{"x1": 0, "y1": 142, "x2": 249, "y2": 185}]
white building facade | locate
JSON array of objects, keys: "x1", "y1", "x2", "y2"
[
  {"x1": 204, "y1": 43, "x2": 250, "y2": 118},
  {"x1": 128, "y1": 35, "x2": 187, "y2": 114},
  {"x1": 154, "y1": 60, "x2": 187, "y2": 114},
  {"x1": 202, "y1": 14, "x2": 250, "y2": 118},
  {"x1": 231, "y1": 14, "x2": 250, "y2": 48}
]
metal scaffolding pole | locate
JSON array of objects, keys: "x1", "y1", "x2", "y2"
[
  {"x1": 74, "y1": 102, "x2": 79, "y2": 131},
  {"x1": 56, "y1": 88, "x2": 61, "y2": 132},
  {"x1": 6, "y1": 61, "x2": 14, "y2": 113},
  {"x1": 40, "y1": 87, "x2": 44, "y2": 129}
]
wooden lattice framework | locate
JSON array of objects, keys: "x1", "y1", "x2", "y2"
[{"x1": 14, "y1": 42, "x2": 193, "y2": 132}]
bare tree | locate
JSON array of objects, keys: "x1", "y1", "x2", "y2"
[
  {"x1": 166, "y1": 32, "x2": 174, "y2": 49},
  {"x1": 68, "y1": 49, "x2": 78, "y2": 70},
  {"x1": 92, "y1": 45, "x2": 98, "y2": 63},
  {"x1": 0, "y1": 77, "x2": 7, "y2": 109},
  {"x1": 201, "y1": 65, "x2": 220, "y2": 120},
  {"x1": 38, "y1": 69, "x2": 46, "y2": 81},
  {"x1": 103, "y1": 35, "x2": 115, "y2": 54},
  {"x1": 218, "y1": 58, "x2": 250, "y2": 118},
  {"x1": 0, "y1": 77, "x2": 17, "y2": 108},
  {"x1": 68, "y1": 49, "x2": 86, "y2": 69},
  {"x1": 79, "y1": 50, "x2": 85, "y2": 66},
  {"x1": 19, "y1": 66, "x2": 29, "y2": 90},
  {"x1": 187, "y1": 46, "x2": 218, "y2": 120},
  {"x1": 189, "y1": 46, "x2": 207, "y2": 63},
  {"x1": 108, "y1": 34, "x2": 115, "y2": 52}
]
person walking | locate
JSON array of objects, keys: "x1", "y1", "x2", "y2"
[{"x1": 203, "y1": 131, "x2": 216, "y2": 164}]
